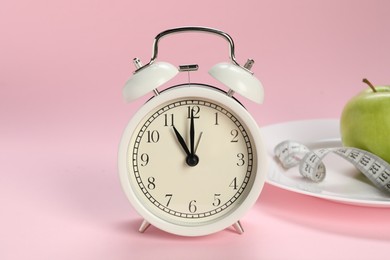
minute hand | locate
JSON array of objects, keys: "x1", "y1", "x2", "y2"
[{"x1": 190, "y1": 110, "x2": 195, "y2": 155}]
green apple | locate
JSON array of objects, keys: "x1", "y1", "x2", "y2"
[{"x1": 340, "y1": 79, "x2": 390, "y2": 164}]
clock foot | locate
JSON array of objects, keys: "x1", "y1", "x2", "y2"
[
  {"x1": 232, "y1": 220, "x2": 244, "y2": 234},
  {"x1": 138, "y1": 219, "x2": 151, "y2": 233}
]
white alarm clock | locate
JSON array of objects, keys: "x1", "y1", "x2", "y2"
[{"x1": 118, "y1": 27, "x2": 267, "y2": 236}]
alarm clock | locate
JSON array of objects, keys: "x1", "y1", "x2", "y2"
[{"x1": 118, "y1": 27, "x2": 267, "y2": 236}]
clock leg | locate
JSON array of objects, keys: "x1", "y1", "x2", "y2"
[
  {"x1": 232, "y1": 220, "x2": 244, "y2": 234},
  {"x1": 138, "y1": 219, "x2": 151, "y2": 233}
]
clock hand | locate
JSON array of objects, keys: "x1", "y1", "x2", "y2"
[
  {"x1": 194, "y1": 132, "x2": 203, "y2": 153},
  {"x1": 187, "y1": 109, "x2": 200, "y2": 166},
  {"x1": 172, "y1": 123, "x2": 199, "y2": 167},
  {"x1": 172, "y1": 125, "x2": 191, "y2": 156},
  {"x1": 190, "y1": 109, "x2": 195, "y2": 156}
]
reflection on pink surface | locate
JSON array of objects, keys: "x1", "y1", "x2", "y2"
[{"x1": 1, "y1": 0, "x2": 390, "y2": 259}]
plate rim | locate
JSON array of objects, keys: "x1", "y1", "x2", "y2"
[{"x1": 262, "y1": 118, "x2": 390, "y2": 207}]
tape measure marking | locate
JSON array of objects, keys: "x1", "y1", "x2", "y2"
[{"x1": 274, "y1": 140, "x2": 390, "y2": 194}]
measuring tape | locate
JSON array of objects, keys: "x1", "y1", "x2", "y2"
[{"x1": 274, "y1": 140, "x2": 390, "y2": 194}]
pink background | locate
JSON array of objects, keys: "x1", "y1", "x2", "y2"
[{"x1": 1, "y1": 0, "x2": 390, "y2": 259}]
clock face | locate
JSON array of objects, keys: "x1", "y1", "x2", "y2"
[
  {"x1": 125, "y1": 94, "x2": 258, "y2": 227},
  {"x1": 119, "y1": 85, "x2": 264, "y2": 235}
]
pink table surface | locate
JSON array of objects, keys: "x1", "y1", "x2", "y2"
[{"x1": 1, "y1": 1, "x2": 390, "y2": 259}]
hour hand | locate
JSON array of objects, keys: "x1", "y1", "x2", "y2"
[
  {"x1": 172, "y1": 124, "x2": 199, "y2": 167},
  {"x1": 172, "y1": 125, "x2": 190, "y2": 156}
]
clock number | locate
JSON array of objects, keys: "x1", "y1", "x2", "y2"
[
  {"x1": 187, "y1": 106, "x2": 200, "y2": 119},
  {"x1": 214, "y1": 112, "x2": 219, "y2": 125},
  {"x1": 229, "y1": 177, "x2": 238, "y2": 190},
  {"x1": 140, "y1": 153, "x2": 149, "y2": 166},
  {"x1": 165, "y1": 194, "x2": 173, "y2": 207},
  {"x1": 212, "y1": 194, "x2": 221, "y2": 207},
  {"x1": 146, "y1": 130, "x2": 160, "y2": 143},
  {"x1": 189, "y1": 200, "x2": 197, "y2": 213},
  {"x1": 237, "y1": 153, "x2": 245, "y2": 166},
  {"x1": 164, "y1": 113, "x2": 174, "y2": 127},
  {"x1": 230, "y1": 129, "x2": 239, "y2": 142},
  {"x1": 147, "y1": 177, "x2": 156, "y2": 190}
]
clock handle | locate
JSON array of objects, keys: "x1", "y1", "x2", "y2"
[
  {"x1": 124, "y1": 26, "x2": 264, "y2": 104},
  {"x1": 137, "y1": 26, "x2": 251, "y2": 73}
]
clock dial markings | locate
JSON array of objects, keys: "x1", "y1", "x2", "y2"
[{"x1": 129, "y1": 99, "x2": 256, "y2": 224}]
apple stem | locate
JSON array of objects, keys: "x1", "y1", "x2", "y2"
[{"x1": 362, "y1": 78, "x2": 377, "y2": 92}]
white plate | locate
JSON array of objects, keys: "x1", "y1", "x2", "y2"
[{"x1": 262, "y1": 119, "x2": 390, "y2": 207}]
